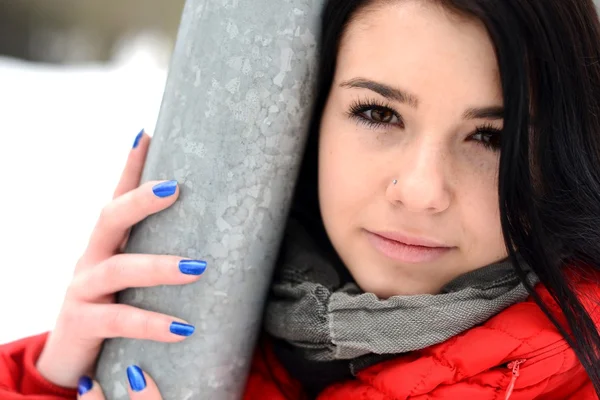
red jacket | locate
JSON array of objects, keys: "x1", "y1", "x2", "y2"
[{"x1": 2, "y1": 270, "x2": 600, "y2": 400}]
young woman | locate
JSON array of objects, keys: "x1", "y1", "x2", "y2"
[{"x1": 2, "y1": 0, "x2": 600, "y2": 399}]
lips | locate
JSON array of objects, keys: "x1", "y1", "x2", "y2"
[
  {"x1": 370, "y1": 231, "x2": 449, "y2": 248},
  {"x1": 365, "y1": 230, "x2": 452, "y2": 263}
]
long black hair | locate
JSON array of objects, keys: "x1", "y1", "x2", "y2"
[{"x1": 285, "y1": 0, "x2": 600, "y2": 396}]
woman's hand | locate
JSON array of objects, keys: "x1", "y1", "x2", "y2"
[
  {"x1": 77, "y1": 365, "x2": 162, "y2": 400},
  {"x1": 36, "y1": 130, "x2": 207, "y2": 388}
]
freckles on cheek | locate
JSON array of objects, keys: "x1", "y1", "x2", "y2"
[
  {"x1": 470, "y1": 159, "x2": 500, "y2": 211},
  {"x1": 478, "y1": 157, "x2": 500, "y2": 178},
  {"x1": 460, "y1": 149, "x2": 500, "y2": 188},
  {"x1": 321, "y1": 130, "x2": 349, "y2": 181},
  {"x1": 455, "y1": 154, "x2": 502, "y2": 250}
]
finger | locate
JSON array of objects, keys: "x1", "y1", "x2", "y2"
[
  {"x1": 77, "y1": 376, "x2": 105, "y2": 400},
  {"x1": 113, "y1": 129, "x2": 150, "y2": 200},
  {"x1": 74, "y1": 303, "x2": 195, "y2": 342},
  {"x1": 73, "y1": 255, "x2": 207, "y2": 300},
  {"x1": 126, "y1": 365, "x2": 162, "y2": 400},
  {"x1": 83, "y1": 180, "x2": 180, "y2": 265}
]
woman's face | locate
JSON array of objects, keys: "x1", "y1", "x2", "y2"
[{"x1": 318, "y1": 1, "x2": 508, "y2": 298}]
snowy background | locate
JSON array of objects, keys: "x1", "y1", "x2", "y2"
[
  {"x1": 4, "y1": 0, "x2": 600, "y2": 348},
  {"x1": 0, "y1": 35, "x2": 170, "y2": 344}
]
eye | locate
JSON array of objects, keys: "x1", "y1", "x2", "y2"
[
  {"x1": 363, "y1": 107, "x2": 399, "y2": 124},
  {"x1": 470, "y1": 125, "x2": 502, "y2": 151},
  {"x1": 347, "y1": 98, "x2": 404, "y2": 129}
]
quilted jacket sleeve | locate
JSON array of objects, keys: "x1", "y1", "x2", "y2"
[
  {"x1": 1, "y1": 332, "x2": 296, "y2": 400},
  {"x1": 0, "y1": 332, "x2": 77, "y2": 400}
]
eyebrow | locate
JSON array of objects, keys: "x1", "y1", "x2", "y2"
[{"x1": 339, "y1": 77, "x2": 504, "y2": 120}]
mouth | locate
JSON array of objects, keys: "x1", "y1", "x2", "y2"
[{"x1": 365, "y1": 230, "x2": 453, "y2": 264}]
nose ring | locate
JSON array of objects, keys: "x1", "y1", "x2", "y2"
[{"x1": 392, "y1": 179, "x2": 398, "y2": 185}]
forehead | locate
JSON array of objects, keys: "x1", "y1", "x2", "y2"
[{"x1": 336, "y1": 1, "x2": 502, "y2": 104}]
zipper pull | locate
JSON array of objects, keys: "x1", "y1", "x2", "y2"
[{"x1": 504, "y1": 359, "x2": 526, "y2": 400}]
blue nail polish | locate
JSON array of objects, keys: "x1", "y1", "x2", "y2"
[
  {"x1": 152, "y1": 180, "x2": 178, "y2": 197},
  {"x1": 179, "y1": 260, "x2": 207, "y2": 275},
  {"x1": 77, "y1": 376, "x2": 93, "y2": 396},
  {"x1": 170, "y1": 321, "x2": 195, "y2": 337},
  {"x1": 132, "y1": 129, "x2": 144, "y2": 149},
  {"x1": 126, "y1": 365, "x2": 147, "y2": 392}
]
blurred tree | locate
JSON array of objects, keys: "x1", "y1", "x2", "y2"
[{"x1": 0, "y1": 0, "x2": 184, "y2": 64}]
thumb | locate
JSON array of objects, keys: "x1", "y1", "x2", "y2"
[
  {"x1": 76, "y1": 366, "x2": 162, "y2": 400},
  {"x1": 125, "y1": 365, "x2": 163, "y2": 400},
  {"x1": 76, "y1": 376, "x2": 105, "y2": 400}
]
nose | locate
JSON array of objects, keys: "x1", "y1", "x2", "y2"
[{"x1": 386, "y1": 143, "x2": 451, "y2": 213}]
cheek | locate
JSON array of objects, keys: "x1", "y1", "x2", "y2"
[
  {"x1": 318, "y1": 114, "x2": 375, "y2": 224},
  {"x1": 458, "y1": 158, "x2": 505, "y2": 255}
]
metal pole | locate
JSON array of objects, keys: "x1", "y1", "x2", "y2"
[{"x1": 95, "y1": 0, "x2": 323, "y2": 398}]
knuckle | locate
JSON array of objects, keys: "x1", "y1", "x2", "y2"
[
  {"x1": 102, "y1": 256, "x2": 127, "y2": 288},
  {"x1": 137, "y1": 255, "x2": 173, "y2": 285},
  {"x1": 70, "y1": 258, "x2": 121, "y2": 301},
  {"x1": 106, "y1": 307, "x2": 124, "y2": 336},
  {"x1": 98, "y1": 202, "x2": 118, "y2": 230},
  {"x1": 130, "y1": 187, "x2": 148, "y2": 212},
  {"x1": 67, "y1": 273, "x2": 85, "y2": 297},
  {"x1": 149, "y1": 256, "x2": 169, "y2": 279},
  {"x1": 59, "y1": 304, "x2": 81, "y2": 328},
  {"x1": 141, "y1": 314, "x2": 152, "y2": 339}
]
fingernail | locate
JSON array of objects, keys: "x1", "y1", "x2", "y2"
[
  {"x1": 77, "y1": 375, "x2": 93, "y2": 396},
  {"x1": 126, "y1": 365, "x2": 147, "y2": 392},
  {"x1": 170, "y1": 321, "x2": 195, "y2": 337},
  {"x1": 132, "y1": 129, "x2": 144, "y2": 149},
  {"x1": 152, "y1": 180, "x2": 178, "y2": 198},
  {"x1": 179, "y1": 259, "x2": 207, "y2": 275}
]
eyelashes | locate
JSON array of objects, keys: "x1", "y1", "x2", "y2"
[
  {"x1": 469, "y1": 122, "x2": 502, "y2": 151},
  {"x1": 345, "y1": 97, "x2": 502, "y2": 152},
  {"x1": 347, "y1": 98, "x2": 404, "y2": 129}
]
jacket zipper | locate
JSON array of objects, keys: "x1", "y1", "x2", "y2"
[
  {"x1": 503, "y1": 340, "x2": 571, "y2": 400},
  {"x1": 504, "y1": 359, "x2": 526, "y2": 400}
]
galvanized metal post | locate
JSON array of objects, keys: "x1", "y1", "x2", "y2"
[{"x1": 96, "y1": 0, "x2": 323, "y2": 398}]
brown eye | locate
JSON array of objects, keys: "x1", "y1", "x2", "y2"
[
  {"x1": 362, "y1": 107, "x2": 400, "y2": 125},
  {"x1": 370, "y1": 108, "x2": 395, "y2": 123},
  {"x1": 349, "y1": 100, "x2": 403, "y2": 129},
  {"x1": 471, "y1": 129, "x2": 502, "y2": 151}
]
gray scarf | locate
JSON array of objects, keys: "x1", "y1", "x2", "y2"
[{"x1": 264, "y1": 218, "x2": 540, "y2": 372}]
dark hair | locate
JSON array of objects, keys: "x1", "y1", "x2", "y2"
[{"x1": 287, "y1": 0, "x2": 600, "y2": 396}]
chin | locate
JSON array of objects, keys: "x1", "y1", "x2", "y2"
[
  {"x1": 349, "y1": 263, "x2": 445, "y2": 298},
  {"x1": 351, "y1": 271, "x2": 418, "y2": 298}
]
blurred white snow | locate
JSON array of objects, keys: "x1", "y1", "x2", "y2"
[{"x1": 0, "y1": 33, "x2": 169, "y2": 344}]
